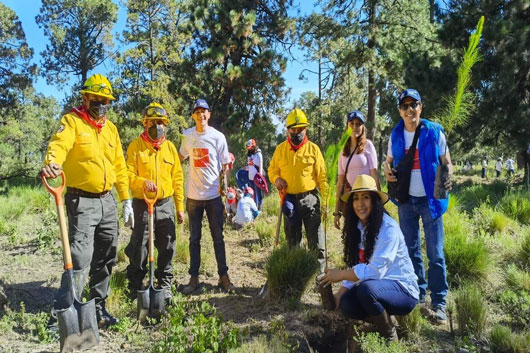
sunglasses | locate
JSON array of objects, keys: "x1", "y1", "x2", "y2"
[
  {"x1": 399, "y1": 102, "x2": 421, "y2": 111},
  {"x1": 84, "y1": 84, "x2": 112, "y2": 95},
  {"x1": 144, "y1": 106, "x2": 167, "y2": 118}
]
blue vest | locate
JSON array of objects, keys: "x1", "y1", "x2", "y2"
[{"x1": 390, "y1": 119, "x2": 448, "y2": 219}]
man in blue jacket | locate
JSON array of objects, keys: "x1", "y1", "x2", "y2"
[{"x1": 384, "y1": 89, "x2": 453, "y2": 324}]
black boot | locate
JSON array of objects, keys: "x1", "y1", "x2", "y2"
[
  {"x1": 96, "y1": 301, "x2": 119, "y2": 329},
  {"x1": 366, "y1": 311, "x2": 398, "y2": 342}
]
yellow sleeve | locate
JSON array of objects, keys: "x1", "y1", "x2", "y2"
[
  {"x1": 268, "y1": 146, "x2": 281, "y2": 185},
  {"x1": 45, "y1": 115, "x2": 76, "y2": 166},
  {"x1": 314, "y1": 146, "x2": 329, "y2": 202},
  {"x1": 126, "y1": 139, "x2": 146, "y2": 196},
  {"x1": 113, "y1": 130, "x2": 131, "y2": 201},
  {"x1": 171, "y1": 144, "x2": 185, "y2": 212}
]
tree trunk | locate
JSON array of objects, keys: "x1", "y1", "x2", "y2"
[{"x1": 366, "y1": 0, "x2": 377, "y2": 140}]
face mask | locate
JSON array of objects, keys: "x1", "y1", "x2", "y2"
[
  {"x1": 148, "y1": 124, "x2": 165, "y2": 140},
  {"x1": 247, "y1": 149, "x2": 255, "y2": 156},
  {"x1": 290, "y1": 132, "x2": 304, "y2": 145},
  {"x1": 88, "y1": 101, "x2": 109, "y2": 119}
]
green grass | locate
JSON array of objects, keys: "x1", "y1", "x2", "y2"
[
  {"x1": 265, "y1": 244, "x2": 319, "y2": 307},
  {"x1": 454, "y1": 283, "x2": 488, "y2": 337},
  {"x1": 456, "y1": 181, "x2": 507, "y2": 212},
  {"x1": 505, "y1": 264, "x2": 530, "y2": 292},
  {"x1": 255, "y1": 218, "x2": 275, "y2": 246},
  {"x1": 356, "y1": 331, "x2": 408, "y2": 353},
  {"x1": 261, "y1": 191, "x2": 280, "y2": 217},
  {"x1": 396, "y1": 305, "x2": 423, "y2": 338},
  {"x1": 520, "y1": 228, "x2": 530, "y2": 268},
  {"x1": 498, "y1": 192, "x2": 530, "y2": 225},
  {"x1": 473, "y1": 203, "x2": 514, "y2": 235},
  {"x1": 498, "y1": 289, "x2": 530, "y2": 330},
  {"x1": 489, "y1": 324, "x2": 530, "y2": 353},
  {"x1": 228, "y1": 334, "x2": 291, "y2": 353}
]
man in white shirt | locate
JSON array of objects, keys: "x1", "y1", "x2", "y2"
[
  {"x1": 179, "y1": 99, "x2": 235, "y2": 294},
  {"x1": 505, "y1": 158, "x2": 515, "y2": 176}
]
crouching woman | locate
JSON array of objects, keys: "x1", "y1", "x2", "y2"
[{"x1": 319, "y1": 175, "x2": 419, "y2": 342}]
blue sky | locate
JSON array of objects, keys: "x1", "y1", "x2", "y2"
[{"x1": 3, "y1": 0, "x2": 320, "y2": 106}]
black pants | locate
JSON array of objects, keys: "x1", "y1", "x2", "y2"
[{"x1": 125, "y1": 198, "x2": 176, "y2": 291}]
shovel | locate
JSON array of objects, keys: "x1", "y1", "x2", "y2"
[
  {"x1": 41, "y1": 171, "x2": 99, "y2": 353},
  {"x1": 137, "y1": 189, "x2": 165, "y2": 322},
  {"x1": 257, "y1": 190, "x2": 286, "y2": 298}
]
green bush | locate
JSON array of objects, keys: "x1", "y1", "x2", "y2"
[
  {"x1": 265, "y1": 244, "x2": 319, "y2": 306},
  {"x1": 505, "y1": 264, "x2": 530, "y2": 292},
  {"x1": 499, "y1": 192, "x2": 530, "y2": 225},
  {"x1": 356, "y1": 331, "x2": 408, "y2": 353},
  {"x1": 489, "y1": 324, "x2": 530, "y2": 353},
  {"x1": 498, "y1": 289, "x2": 530, "y2": 330},
  {"x1": 473, "y1": 203, "x2": 513, "y2": 235},
  {"x1": 519, "y1": 229, "x2": 530, "y2": 268},
  {"x1": 261, "y1": 191, "x2": 280, "y2": 217},
  {"x1": 228, "y1": 334, "x2": 291, "y2": 353},
  {"x1": 454, "y1": 283, "x2": 488, "y2": 337},
  {"x1": 396, "y1": 305, "x2": 423, "y2": 338},
  {"x1": 457, "y1": 182, "x2": 507, "y2": 212},
  {"x1": 444, "y1": 212, "x2": 489, "y2": 286},
  {"x1": 255, "y1": 219, "x2": 275, "y2": 246},
  {"x1": 152, "y1": 295, "x2": 244, "y2": 353}
]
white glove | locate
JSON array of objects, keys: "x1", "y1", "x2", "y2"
[{"x1": 123, "y1": 199, "x2": 134, "y2": 228}]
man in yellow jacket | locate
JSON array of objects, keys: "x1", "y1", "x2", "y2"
[
  {"x1": 125, "y1": 102, "x2": 184, "y2": 303},
  {"x1": 268, "y1": 108, "x2": 328, "y2": 272},
  {"x1": 41, "y1": 74, "x2": 131, "y2": 330}
]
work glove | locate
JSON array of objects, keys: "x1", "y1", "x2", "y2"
[{"x1": 123, "y1": 199, "x2": 134, "y2": 228}]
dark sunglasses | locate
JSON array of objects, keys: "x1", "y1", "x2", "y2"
[{"x1": 399, "y1": 102, "x2": 421, "y2": 111}]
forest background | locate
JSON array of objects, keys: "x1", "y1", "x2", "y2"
[{"x1": 0, "y1": 0, "x2": 529, "y2": 183}]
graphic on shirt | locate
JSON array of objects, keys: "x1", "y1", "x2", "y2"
[
  {"x1": 192, "y1": 148, "x2": 210, "y2": 168},
  {"x1": 405, "y1": 148, "x2": 420, "y2": 170}
]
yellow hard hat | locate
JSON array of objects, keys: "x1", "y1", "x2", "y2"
[
  {"x1": 79, "y1": 74, "x2": 116, "y2": 100},
  {"x1": 286, "y1": 108, "x2": 309, "y2": 128},
  {"x1": 142, "y1": 102, "x2": 170, "y2": 125}
]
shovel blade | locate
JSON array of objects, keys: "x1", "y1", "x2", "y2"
[
  {"x1": 137, "y1": 286, "x2": 165, "y2": 323},
  {"x1": 58, "y1": 299, "x2": 99, "y2": 353}
]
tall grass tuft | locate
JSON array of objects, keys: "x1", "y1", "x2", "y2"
[
  {"x1": 396, "y1": 305, "x2": 423, "y2": 338},
  {"x1": 473, "y1": 203, "x2": 513, "y2": 235},
  {"x1": 356, "y1": 331, "x2": 407, "y2": 353},
  {"x1": 505, "y1": 264, "x2": 530, "y2": 292},
  {"x1": 454, "y1": 283, "x2": 488, "y2": 337},
  {"x1": 498, "y1": 192, "x2": 530, "y2": 225},
  {"x1": 255, "y1": 219, "x2": 275, "y2": 246},
  {"x1": 457, "y1": 181, "x2": 507, "y2": 212},
  {"x1": 261, "y1": 190, "x2": 280, "y2": 217},
  {"x1": 265, "y1": 244, "x2": 319, "y2": 306},
  {"x1": 489, "y1": 324, "x2": 530, "y2": 353},
  {"x1": 519, "y1": 228, "x2": 530, "y2": 268},
  {"x1": 444, "y1": 212, "x2": 489, "y2": 286}
]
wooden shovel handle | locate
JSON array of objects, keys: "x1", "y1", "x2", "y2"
[
  {"x1": 274, "y1": 191, "x2": 286, "y2": 247},
  {"x1": 143, "y1": 189, "x2": 158, "y2": 262},
  {"x1": 41, "y1": 172, "x2": 72, "y2": 270}
]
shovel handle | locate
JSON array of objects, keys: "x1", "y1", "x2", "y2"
[
  {"x1": 143, "y1": 189, "x2": 158, "y2": 215},
  {"x1": 143, "y1": 189, "x2": 158, "y2": 264},
  {"x1": 41, "y1": 171, "x2": 73, "y2": 270},
  {"x1": 274, "y1": 191, "x2": 286, "y2": 247}
]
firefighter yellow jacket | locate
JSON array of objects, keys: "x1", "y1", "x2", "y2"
[
  {"x1": 126, "y1": 136, "x2": 185, "y2": 212},
  {"x1": 45, "y1": 111, "x2": 130, "y2": 201},
  {"x1": 268, "y1": 140, "x2": 328, "y2": 200}
]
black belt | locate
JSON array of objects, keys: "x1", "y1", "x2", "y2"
[
  {"x1": 290, "y1": 189, "x2": 316, "y2": 200},
  {"x1": 67, "y1": 187, "x2": 110, "y2": 198}
]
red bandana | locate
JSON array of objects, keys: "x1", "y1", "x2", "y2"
[
  {"x1": 71, "y1": 105, "x2": 106, "y2": 133},
  {"x1": 141, "y1": 130, "x2": 165, "y2": 150},
  {"x1": 287, "y1": 135, "x2": 309, "y2": 151},
  {"x1": 359, "y1": 248, "x2": 365, "y2": 264}
]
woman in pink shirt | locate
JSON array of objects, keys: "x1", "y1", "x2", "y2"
[{"x1": 333, "y1": 110, "x2": 380, "y2": 229}]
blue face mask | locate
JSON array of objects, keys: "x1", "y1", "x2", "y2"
[{"x1": 88, "y1": 100, "x2": 110, "y2": 118}]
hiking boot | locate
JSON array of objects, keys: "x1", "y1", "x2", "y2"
[
  {"x1": 96, "y1": 303, "x2": 119, "y2": 329},
  {"x1": 433, "y1": 305, "x2": 447, "y2": 325},
  {"x1": 181, "y1": 276, "x2": 199, "y2": 295},
  {"x1": 366, "y1": 311, "x2": 398, "y2": 342},
  {"x1": 218, "y1": 274, "x2": 236, "y2": 293}
]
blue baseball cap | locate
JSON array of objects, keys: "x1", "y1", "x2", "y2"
[
  {"x1": 346, "y1": 110, "x2": 366, "y2": 124},
  {"x1": 193, "y1": 99, "x2": 210, "y2": 112},
  {"x1": 398, "y1": 89, "x2": 422, "y2": 105}
]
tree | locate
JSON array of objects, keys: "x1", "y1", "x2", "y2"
[
  {"x1": 36, "y1": 0, "x2": 118, "y2": 88},
  {"x1": 0, "y1": 3, "x2": 35, "y2": 109}
]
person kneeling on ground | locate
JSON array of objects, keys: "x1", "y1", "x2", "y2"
[
  {"x1": 319, "y1": 175, "x2": 419, "y2": 343},
  {"x1": 232, "y1": 187, "x2": 260, "y2": 229},
  {"x1": 225, "y1": 187, "x2": 238, "y2": 222}
]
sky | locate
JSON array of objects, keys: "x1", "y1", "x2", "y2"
[{"x1": 2, "y1": 0, "x2": 320, "y2": 107}]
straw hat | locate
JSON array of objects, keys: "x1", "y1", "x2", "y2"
[{"x1": 341, "y1": 174, "x2": 389, "y2": 204}]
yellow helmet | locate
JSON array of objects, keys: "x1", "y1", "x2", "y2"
[
  {"x1": 79, "y1": 74, "x2": 116, "y2": 100},
  {"x1": 142, "y1": 102, "x2": 170, "y2": 125},
  {"x1": 286, "y1": 108, "x2": 309, "y2": 128}
]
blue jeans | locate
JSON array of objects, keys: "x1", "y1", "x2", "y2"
[
  {"x1": 235, "y1": 168, "x2": 263, "y2": 209},
  {"x1": 398, "y1": 196, "x2": 448, "y2": 307},
  {"x1": 186, "y1": 197, "x2": 228, "y2": 277},
  {"x1": 340, "y1": 279, "x2": 418, "y2": 318}
]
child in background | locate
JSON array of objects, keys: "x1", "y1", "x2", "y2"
[
  {"x1": 233, "y1": 187, "x2": 260, "y2": 229},
  {"x1": 225, "y1": 187, "x2": 237, "y2": 222}
]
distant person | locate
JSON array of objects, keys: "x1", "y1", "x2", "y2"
[
  {"x1": 333, "y1": 110, "x2": 380, "y2": 230},
  {"x1": 495, "y1": 158, "x2": 503, "y2": 178},
  {"x1": 179, "y1": 99, "x2": 235, "y2": 294},
  {"x1": 481, "y1": 157, "x2": 488, "y2": 179},
  {"x1": 41, "y1": 74, "x2": 130, "y2": 331},
  {"x1": 233, "y1": 187, "x2": 260, "y2": 229},
  {"x1": 225, "y1": 187, "x2": 238, "y2": 222},
  {"x1": 505, "y1": 157, "x2": 516, "y2": 177},
  {"x1": 246, "y1": 139, "x2": 266, "y2": 210},
  {"x1": 124, "y1": 102, "x2": 185, "y2": 304},
  {"x1": 320, "y1": 175, "x2": 418, "y2": 344},
  {"x1": 384, "y1": 89, "x2": 453, "y2": 324},
  {"x1": 268, "y1": 108, "x2": 328, "y2": 272}
]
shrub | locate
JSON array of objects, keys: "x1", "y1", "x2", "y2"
[
  {"x1": 228, "y1": 334, "x2": 291, "y2": 353},
  {"x1": 454, "y1": 283, "x2": 488, "y2": 337},
  {"x1": 444, "y1": 213, "x2": 489, "y2": 286},
  {"x1": 499, "y1": 192, "x2": 530, "y2": 225},
  {"x1": 396, "y1": 305, "x2": 423, "y2": 338},
  {"x1": 498, "y1": 289, "x2": 530, "y2": 330},
  {"x1": 473, "y1": 203, "x2": 513, "y2": 235},
  {"x1": 261, "y1": 191, "x2": 280, "y2": 217},
  {"x1": 152, "y1": 296, "x2": 244, "y2": 353},
  {"x1": 489, "y1": 324, "x2": 530, "y2": 353},
  {"x1": 457, "y1": 181, "x2": 507, "y2": 212},
  {"x1": 356, "y1": 331, "x2": 408, "y2": 353},
  {"x1": 505, "y1": 264, "x2": 530, "y2": 292},
  {"x1": 265, "y1": 244, "x2": 319, "y2": 306},
  {"x1": 255, "y1": 219, "x2": 275, "y2": 246}
]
